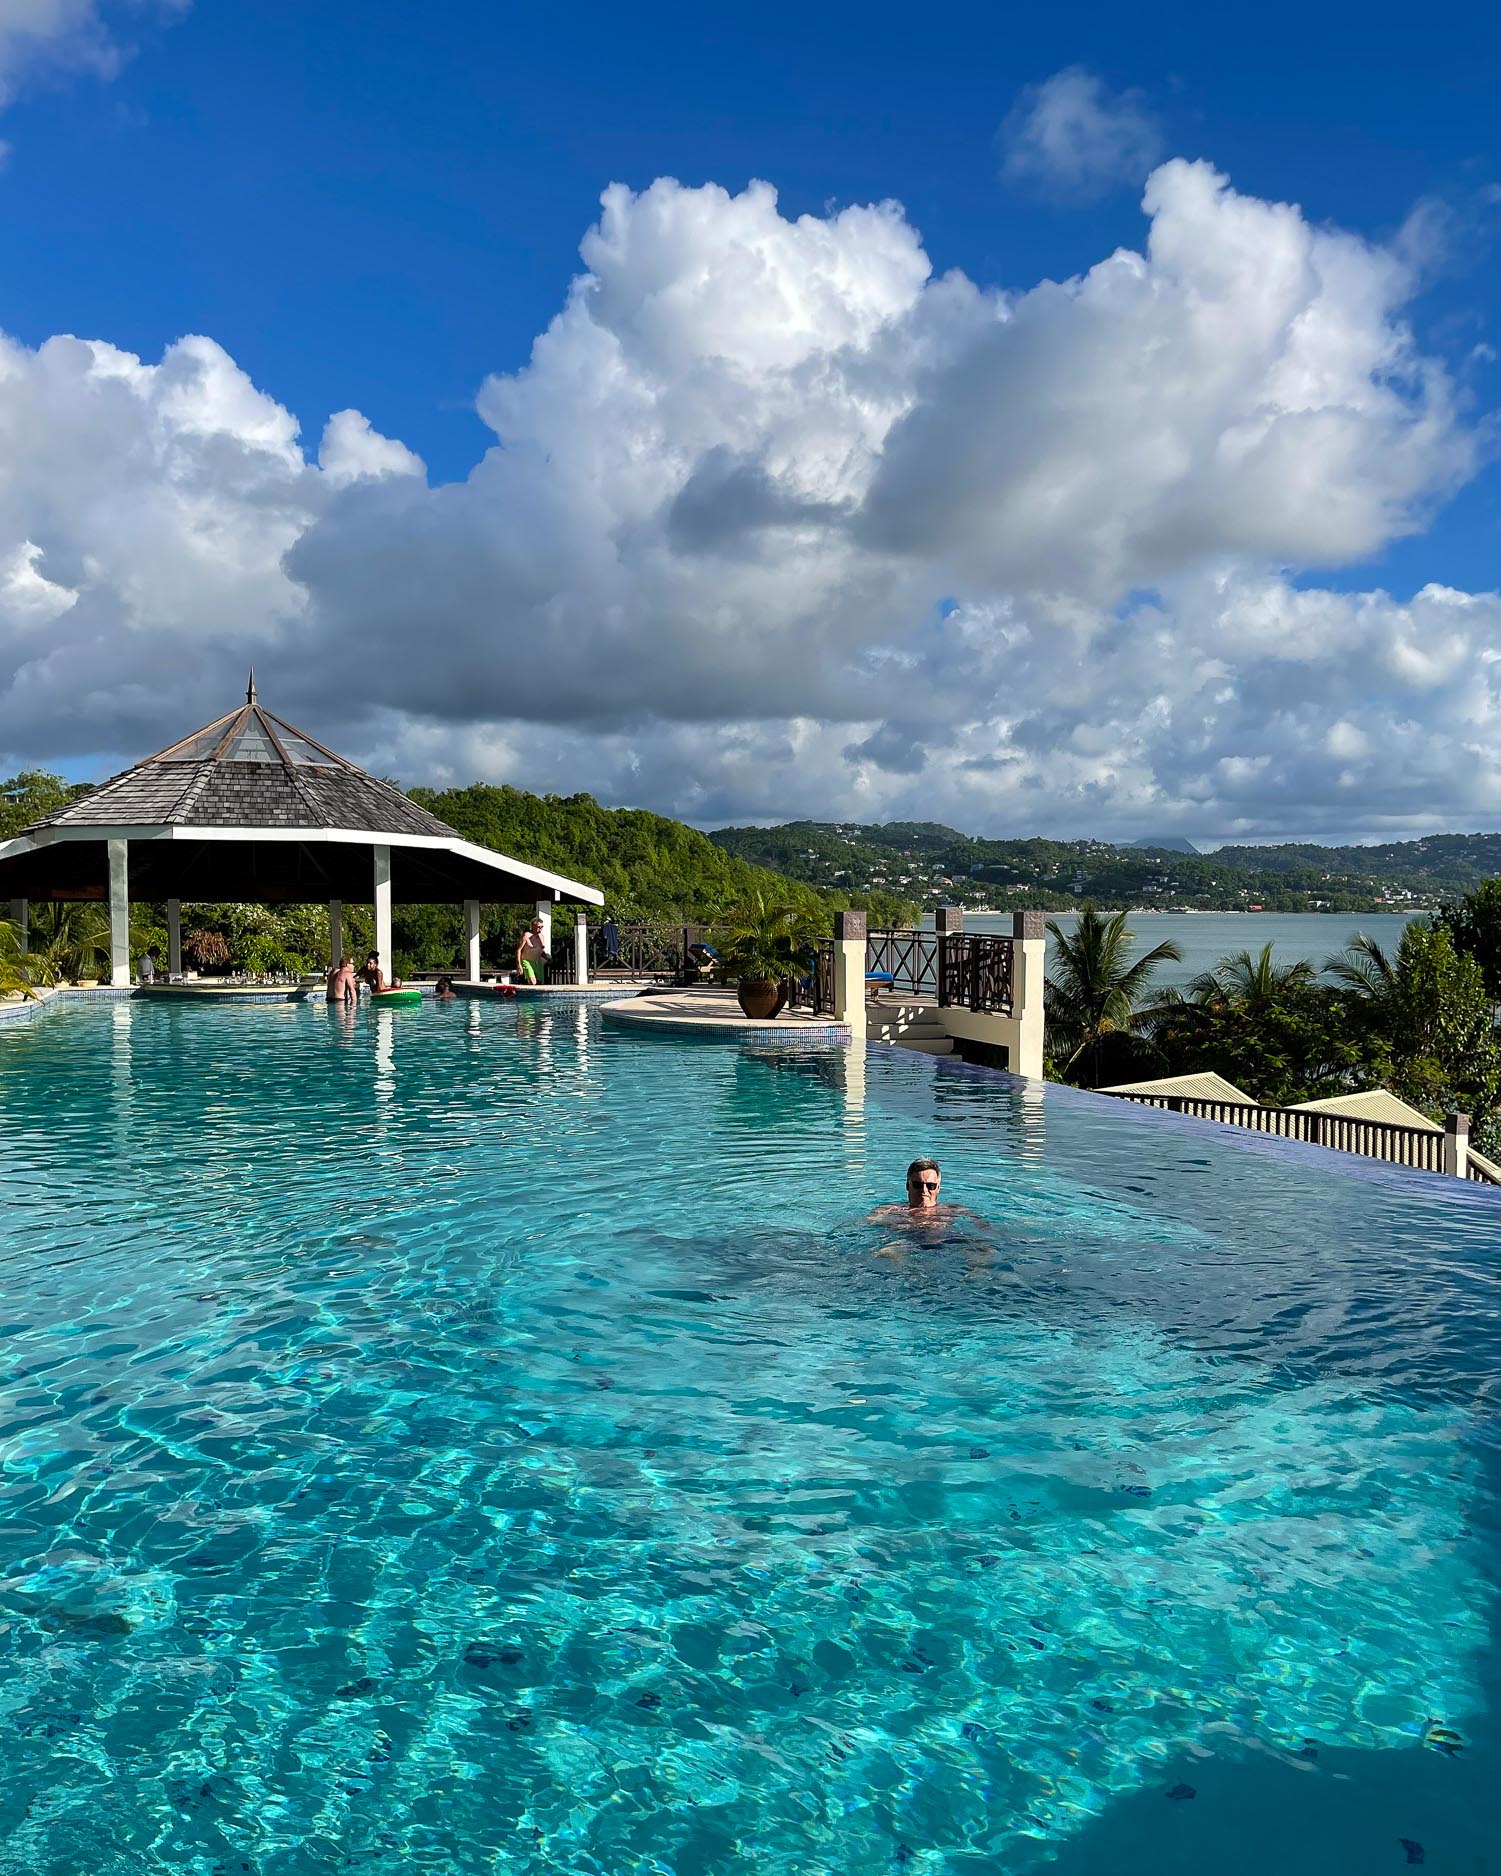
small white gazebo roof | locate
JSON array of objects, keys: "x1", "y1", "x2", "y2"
[{"x1": 1097, "y1": 1070, "x2": 1258, "y2": 1104}]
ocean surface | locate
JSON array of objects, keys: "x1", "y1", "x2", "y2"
[
  {"x1": 951, "y1": 912, "x2": 1420, "y2": 991},
  {"x1": 0, "y1": 997, "x2": 1496, "y2": 1874}
]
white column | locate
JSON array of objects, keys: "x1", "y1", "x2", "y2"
[
  {"x1": 374, "y1": 846, "x2": 393, "y2": 984},
  {"x1": 464, "y1": 899, "x2": 481, "y2": 981},
  {"x1": 831, "y1": 910, "x2": 868, "y2": 1044},
  {"x1": 7, "y1": 899, "x2": 26, "y2": 950},
  {"x1": 328, "y1": 899, "x2": 343, "y2": 971},
  {"x1": 1010, "y1": 910, "x2": 1047, "y2": 1080},
  {"x1": 167, "y1": 899, "x2": 182, "y2": 977},
  {"x1": 574, "y1": 914, "x2": 589, "y2": 987},
  {"x1": 107, "y1": 838, "x2": 131, "y2": 986}
]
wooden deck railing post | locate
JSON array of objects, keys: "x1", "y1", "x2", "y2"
[
  {"x1": 934, "y1": 905, "x2": 962, "y2": 1008},
  {"x1": 1443, "y1": 1113, "x2": 1470, "y2": 1179}
]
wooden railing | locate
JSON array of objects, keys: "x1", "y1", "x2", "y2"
[
  {"x1": 1099, "y1": 1091, "x2": 1501, "y2": 1185},
  {"x1": 938, "y1": 933, "x2": 1014, "y2": 1015},
  {"x1": 866, "y1": 927, "x2": 1015, "y2": 1015},
  {"x1": 866, "y1": 928, "x2": 938, "y2": 995},
  {"x1": 589, "y1": 923, "x2": 727, "y2": 980}
]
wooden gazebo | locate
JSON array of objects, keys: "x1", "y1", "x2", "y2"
[{"x1": 0, "y1": 676, "x2": 602, "y2": 984}]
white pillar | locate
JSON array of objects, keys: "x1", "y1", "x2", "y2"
[
  {"x1": 574, "y1": 914, "x2": 589, "y2": 987},
  {"x1": 534, "y1": 898, "x2": 552, "y2": 969},
  {"x1": 831, "y1": 910, "x2": 868, "y2": 1044},
  {"x1": 7, "y1": 899, "x2": 26, "y2": 950},
  {"x1": 167, "y1": 899, "x2": 182, "y2": 977},
  {"x1": 374, "y1": 846, "x2": 393, "y2": 984},
  {"x1": 328, "y1": 899, "x2": 343, "y2": 971},
  {"x1": 1010, "y1": 910, "x2": 1047, "y2": 1080},
  {"x1": 107, "y1": 838, "x2": 131, "y2": 986},
  {"x1": 464, "y1": 899, "x2": 481, "y2": 981}
]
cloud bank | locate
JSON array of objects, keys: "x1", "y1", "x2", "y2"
[{"x1": 0, "y1": 154, "x2": 1497, "y2": 841}]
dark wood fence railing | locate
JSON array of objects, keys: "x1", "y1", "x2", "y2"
[
  {"x1": 866, "y1": 928, "x2": 939, "y2": 996},
  {"x1": 866, "y1": 927, "x2": 1016, "y2": 1015},
  {"x1": 588, "y1": 923, "x2": 727, "y2": 980},
  {"x1": 1099, "y1": 1091, "x2": 1501, "y2": 1185},
  {"x1": 938, "y1": 933, "x2": 1015, "y2": 1015}
]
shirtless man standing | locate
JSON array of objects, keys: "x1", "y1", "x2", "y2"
[
  {"x1": 516, "y1": 919, "x2": 550, "y2": 985},
  {"x1": 326, "y1": 955, "x2": 357, "y2": 1005}
]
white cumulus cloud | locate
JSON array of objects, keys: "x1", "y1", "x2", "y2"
[
  {"x1": 1000, "y1": 66, "x2": 1163, "y2": 202},
  {"x1": 0, "y1": 158, "x2": 1498, "y2": 845}
]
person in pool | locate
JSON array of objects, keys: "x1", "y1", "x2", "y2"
[
  {"x1": 361, "y1": 952, "x2": 403, "y2": 994},
  {"x1": 868, "y1": 1159, "x2": 995, "y2": 1264},
  {"x1": 433, "y1": 975, "x2": 456, "y2": 1000},
  {"x1": 326, "y1": 955, "x2": 357, "y2": 1005}
]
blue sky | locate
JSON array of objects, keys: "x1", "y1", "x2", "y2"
[{"x1": 1, "y1": 0, "x2": 1499, "y2": 840}]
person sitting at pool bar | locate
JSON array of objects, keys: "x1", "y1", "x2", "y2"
[
  {"x1": 137, "y1": 946, "x2": 160, "y2": 985},
  {"x1": 361, "y1": 952, "x2": 403, "y2": 994},
  {"x1": 326, "y1": 955, "x2": 357, "y2": 1005},
  {"x1": 516, "y1": 919, "x2": 550, "y2": 985}
]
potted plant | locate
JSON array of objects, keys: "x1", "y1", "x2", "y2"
[
  {"x1": 720, "y1": 894, "x2": 819, "y2": 1019},
  {"x1": 184, "y1": 929, "x2": 231, "y2": 976}
]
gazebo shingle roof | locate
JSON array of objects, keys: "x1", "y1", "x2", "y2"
[
  {"x1": 0, "y1": 675, "x2": 603, "y2": 909},
  {"x1": 28, "y1": 677, "x2": 460, "y2": 842}
]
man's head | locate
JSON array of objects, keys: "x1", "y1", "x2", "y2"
[
  {"x1": 340, "y1": 956, "x2": 352, "y2": 968},
  {"x1": 530, "y1": 919, "x2": 543, "y2": 934},
  {"x1": 905, "y1": 1158, "x2": 941, "y2": 1208}
]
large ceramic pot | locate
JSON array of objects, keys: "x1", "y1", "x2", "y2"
[{"x1": 736, "y1": 978, "x2": 782, "y2": 1019}]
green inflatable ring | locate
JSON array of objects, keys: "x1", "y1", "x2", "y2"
[{"x1": 371, "y1": 987, "x2": 423, "y2": 1006}]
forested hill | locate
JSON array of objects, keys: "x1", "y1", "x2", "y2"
[
  {"x1": 405, "y1": 785, "x2": 913, "y2": 922},
  {"x1": 707, "y1": 820, "x2": 1501, "y2": 912}
]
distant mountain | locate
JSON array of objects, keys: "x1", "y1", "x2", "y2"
[{"x1": 707, "y1": 819, "x2": 1501, "y2": 913}]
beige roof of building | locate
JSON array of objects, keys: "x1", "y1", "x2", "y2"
[
  {"x1": 1285, "y1": 1089, "x2": 1440, "y2": 1132},
  {"x1": 1097, "y1": 1070, "x2": 1258, "y2": 1104}
]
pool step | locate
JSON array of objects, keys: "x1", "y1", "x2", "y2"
[{"x1": 868, "y1": 1001, "x2": 954, "y2": 1056}]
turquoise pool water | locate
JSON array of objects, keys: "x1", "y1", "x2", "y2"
[{"x1": 0, "y1": 999, "x2": 1497, "y2": 1875}]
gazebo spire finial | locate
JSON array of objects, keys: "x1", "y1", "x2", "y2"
[{"x1": 247, "y1": 667, "x2": 257, "y2": 706}]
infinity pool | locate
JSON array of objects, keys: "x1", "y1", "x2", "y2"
[{"x1": 0, "y1": 998, "x2": 1497, "y2": 1875}]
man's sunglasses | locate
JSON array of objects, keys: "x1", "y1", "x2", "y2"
[{"x1": 908, "y1": 1177, "x2": 939, "y2": 1190}]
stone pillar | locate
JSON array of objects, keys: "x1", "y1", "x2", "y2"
[
  {"x1": 534, "y1": 899, "x2": 553, "y2": 970},
  {"x1": 934, "y1": 904, "x2": 963, "y2": 1006},
  {"x1": 831, "y1": 909, "x2": 867, "y2": 1044},
  {"x1": 373, "y1": 846, "x2": 393, "y2": 984},
  {"x1": 328, "y1": 899, "x2": 343, "y2": 971},
  {"x1": 1443, "y1": 1112, "x2": 1470, "y2": 1179},
  {"x1": 574, "y1": 914, "x2": 589, "y2": 987},
  {"x1": 167, "y1": 899, "x2": 182, "y2": 978},
  {"x1": 7, "y1": 899, "x2": 26, "y2": 950},
  {"x1": 107, "y1": 838, "x2": 131, "y2": 986},
  {"x1": 464, "y1": 899, "x2": 482, "y2": 981},
  {"x1": 1010, "y1": 909, "x2": 1047, "y2": 1080}
]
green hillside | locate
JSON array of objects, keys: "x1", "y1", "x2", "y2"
[{"x1": 708, "y1": 820, "x2": 1501, "y2": 913}]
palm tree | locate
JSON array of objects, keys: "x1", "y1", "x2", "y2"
[
  {"x1": 0, "y1": 917, "x2": 41, "y2": 1000},
  {"x1": 1325, "y1": 933, "x2": 1397, "y2": 1002},
  {"x1": 1045, "y1": 905, "x2": 1183, "y2": 1086},
  {"x1": 27, "y1": 903, "x2": 114, "y2": 983},
  {"x1": 1186, "y1": 942, "x2": 1316, "y2": 1008}
]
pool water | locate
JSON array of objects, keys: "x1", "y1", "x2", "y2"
[{"x1": 0, "y1": 999, "x2": 1497, "y2": 1876}]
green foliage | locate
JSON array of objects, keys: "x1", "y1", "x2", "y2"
[
  {"x1": 1150, "y1": 988, "x2": 1389, "y2": 1106},
  {"x1": 27, "y1": 903, "x2": 113, "y2": 983},
  {"x1": 709, "y1": 819, "x2": 1501, "y2": 912},
  {"x1": 0, "y1": 771, "x2": 89, "y2": 841},
  {"x1": 1379, "y1": 923, "x2": 1501, "y2": 1127},
  {"x1": 717, "y1": 892, "x2": 822, "y2": 983},
  {"x1": 0, "y1": 917, "x2": 42, "y2": 999},
  {"x1": 1043, "y1": 904, "x2": 1183, "y2": 1087},
  {"x1": 1439, "y1": 879, "x2": 1501, "y2": 1001},
  {"x1": 1185, "y1": 943, "x2": 1316, "y2": 1009}
]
